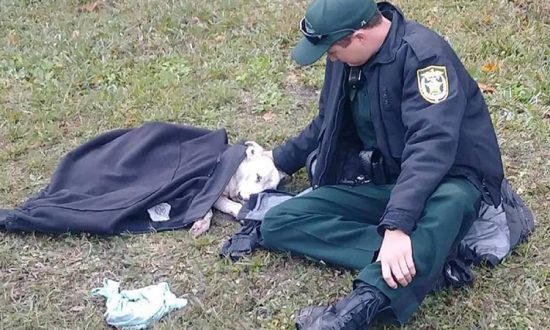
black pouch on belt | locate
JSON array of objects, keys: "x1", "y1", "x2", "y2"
[{"x1": 358, "y1": 149, "x2": 388, "y2": 185}]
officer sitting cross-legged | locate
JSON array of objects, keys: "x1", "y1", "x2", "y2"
[{"x1": 261, "y1": 0, "x2": 504, "y2": 329}]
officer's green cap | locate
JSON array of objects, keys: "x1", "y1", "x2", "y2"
[{"x1": 291, "y1": 0, "x2": 378, "y2": 66}]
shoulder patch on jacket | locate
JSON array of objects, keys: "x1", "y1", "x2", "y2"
[{"x1": 417, "y1": 65, "x2": 448, "y2": 104}]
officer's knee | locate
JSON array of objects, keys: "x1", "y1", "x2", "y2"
[{"x1": 432, "y1": 178, "x2": 479, "y2": 211}]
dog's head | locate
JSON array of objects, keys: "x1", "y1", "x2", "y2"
[{"x1": 228, "y1": 141, "x2": 286, "y2": 202}]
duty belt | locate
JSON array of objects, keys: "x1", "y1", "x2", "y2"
[
  {"x1": 337, "y1": 149, "x2": 392, "y2": 186},
  {"x1": 358, "y1": 149, "x2": 388, "y2": 185}
]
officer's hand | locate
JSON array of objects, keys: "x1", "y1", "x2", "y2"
[{"x1": 376, "y1": 229, "x2": 416, "y2": 289}]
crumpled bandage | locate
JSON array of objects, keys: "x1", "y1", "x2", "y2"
[{"x1": 91, "y1": 278, "x2": 188, "y2": 330}]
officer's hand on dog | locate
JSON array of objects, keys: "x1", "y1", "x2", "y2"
[{"x1": 376, "y1": 229, "x2": 416, "y2": 289}]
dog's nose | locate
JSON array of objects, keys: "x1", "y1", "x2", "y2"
[{"x1": 237, "y1": 192, "x2": 243, "y2": 200}]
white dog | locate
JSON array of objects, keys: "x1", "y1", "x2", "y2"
[{"x1": 190, "y1": 141, "x2": 284, "y2": 237}]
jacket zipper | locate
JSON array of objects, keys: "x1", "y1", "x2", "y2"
[{"x1": 315, "y1": 73, "x2": 347, "y2": 189}]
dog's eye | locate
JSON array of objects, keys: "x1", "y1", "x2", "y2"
[{"x1": 256, "y1": 174, "x2": 262, "y2": 183}]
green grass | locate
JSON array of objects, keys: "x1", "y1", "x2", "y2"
[{"x1": 1, "y1": 0, "x2": 549, "y2": 329}]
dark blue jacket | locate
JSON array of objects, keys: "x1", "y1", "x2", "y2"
[{"x1": 273, "y1": 2, "x2": 504, "y2": 235}]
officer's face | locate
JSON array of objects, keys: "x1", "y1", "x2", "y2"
[{"x1": 327, "y1": 33, "x2": 378, "y2": 67}]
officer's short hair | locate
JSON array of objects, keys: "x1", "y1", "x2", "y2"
[{"x1": 335, "y1": 10, "x2": 383, "y2": 48}]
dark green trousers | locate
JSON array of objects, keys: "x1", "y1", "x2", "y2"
[{"x1": 261, "y1": 177, "x2": 481, "y2": 324}]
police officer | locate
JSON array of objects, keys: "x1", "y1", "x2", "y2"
[{"x1": 261, "y1": 0, "x2": 504, "y2": 329}]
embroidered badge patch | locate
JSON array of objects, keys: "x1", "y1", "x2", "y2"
[{"x1": 417, "y1": 66, "x2": 449, "y2": 104}]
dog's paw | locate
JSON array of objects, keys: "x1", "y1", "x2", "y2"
[
  {"x1": 190, "y1": 210, "x2": 213, "y2": 238},
  {"x1": 228, "y1": 204, "x2": 242, "y2": 218},
  {"x1": 190, "y1": 220, "x2": 209, "y2": 238}
]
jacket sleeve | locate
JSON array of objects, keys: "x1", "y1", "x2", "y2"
[
  {"x1": 272, "y1": 61, "x2": 333, "y2": 175},
  {"x1": 378, "y1": 54, "x2": 467, "y2": 236}
]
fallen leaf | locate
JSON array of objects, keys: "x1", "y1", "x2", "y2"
[
  {"x1": 7, "y1": 33, "x2": 18, "y2": 45},
  {"x1": 78, "y1": 0, "x2": 105, "y2": 13},
  {"x1": 72, "y1": 30, "x2": 80, "y2": 38},
  {"x1": 481, "y1": 62, "x2": 498, "y2": 73},
  {"x1": 482, "y1": 15, "x2": 492, "y2": 25},
  {"x1": 190, "y1": 16, "x2": 202, "y2": 25},
  {"x1": 262, "y1": 112, "x2": 276, "y2": 122},
  {"x1": 70, "y1": 305, "x2": 85, "y2": 312},
  {"x1": 427, "y1": 16, "x2": 437, "y2": 27},
  {"x1": 477, "y1": 82, "x2": 497, "y2": 94}
]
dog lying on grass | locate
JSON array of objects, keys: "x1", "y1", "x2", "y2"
[{"x1": 190, "y1": 141, "x2": 284, "y2": 237}]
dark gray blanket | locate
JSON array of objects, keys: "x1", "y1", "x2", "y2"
[{"x1": 1, "y1": 122, "x2": 246, "y2": 234}]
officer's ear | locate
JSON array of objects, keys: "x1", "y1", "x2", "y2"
[{"x1": 354, "y1": 30, "x2": 368, "y2": 43}]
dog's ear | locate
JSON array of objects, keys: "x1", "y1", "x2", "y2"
[{"x1": 244, "y1": 141, "x2": 263, "y2": 159}]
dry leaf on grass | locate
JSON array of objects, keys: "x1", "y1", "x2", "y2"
[
  {"x1": 7, "y1": 33, "x2": 18, "y2": 45},
  {"x1": 481, "y1": 62, "x2": 498, "y2": 73},
  {"x1": 190, "y1": 16, "x2": 202, "y2": 25},
  {"x1": 262, "y1": 112, "x2": 276, "y2": 122},
  {"x1": 477, "y1": 82, "x2": 497, "y2": 94},
  {"x1": 69, "y1": 305, "x2": 85, "y2": 312},
  {"x1": 78, "y1": 0, "x2": 105, "y2": 13}
]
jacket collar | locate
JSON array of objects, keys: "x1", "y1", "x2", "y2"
[{"x1": 368, "y1": 2, "x2": 406, "y2": 66}]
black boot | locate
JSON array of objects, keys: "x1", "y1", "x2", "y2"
[{"x1": 295, "y1": 282, "x2": 388, "y2": 330}]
